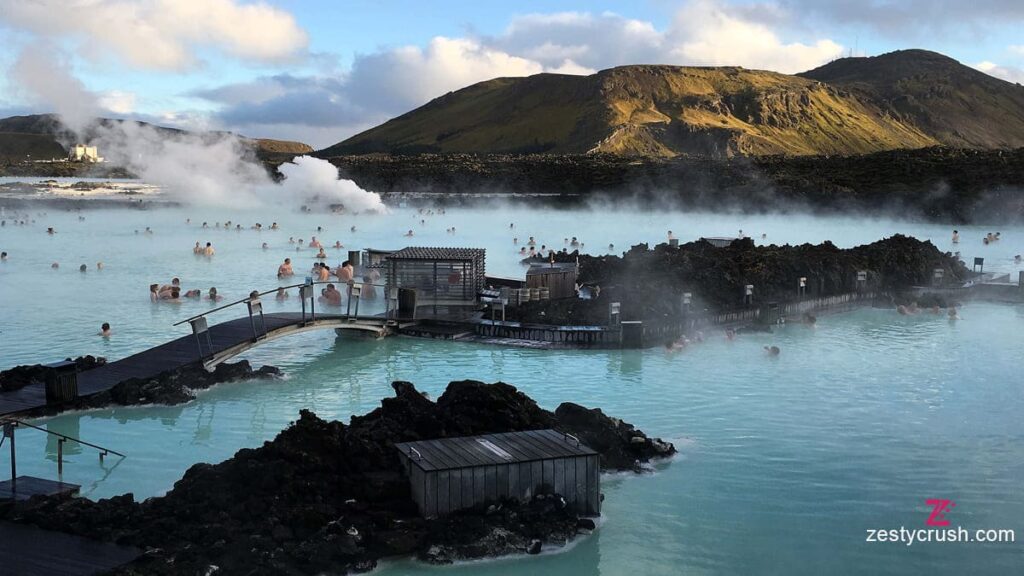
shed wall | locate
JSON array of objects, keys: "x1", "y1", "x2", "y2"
[{"x1": 402, "y1": 453, "x2": 601, "y2": 518}]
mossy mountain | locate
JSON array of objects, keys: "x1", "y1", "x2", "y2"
[{"x1": 322, "y1": 50, "x2": 1024, "y2": 158}]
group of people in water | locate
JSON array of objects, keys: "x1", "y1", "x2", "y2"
[{"x1": 149, "y1": 277, "x2": 224, "y2": 303}]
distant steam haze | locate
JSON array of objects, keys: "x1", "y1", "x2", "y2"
[{"x1": 9, "y1": 46, "x2": 385, "y2": 212}]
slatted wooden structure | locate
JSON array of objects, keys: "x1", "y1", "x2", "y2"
[
  {"x1": 385, "y1": 247, "x2": 486, "y2": 308},
  {"x1": 526, "y1": 263, "x2": 578, "y2": 299},
  {"x1": 395, "y1": 429, "x2": 600, "y2": 518}
]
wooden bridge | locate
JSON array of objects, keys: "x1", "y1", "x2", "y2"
[{"x1": 0, "y1": 281, "x2": 394, "y2": 418}]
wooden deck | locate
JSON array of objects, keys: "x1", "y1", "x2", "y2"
[
  {"x1": 0, "y1": 475, "x2": 80, "y2": 501},
  {"x1": 0, "y1": 312, "x2": 386, "y2": 417},
  {"x1": 0, "y1": 521, "x2": 141, "y2": 575}
]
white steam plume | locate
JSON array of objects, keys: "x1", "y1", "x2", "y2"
[
  {"x1": 9, "y1": 46, "x2": 385, "y2": 211},
  {"x1": 277, "y1": 156, "x2": 386, "y2": 213}
]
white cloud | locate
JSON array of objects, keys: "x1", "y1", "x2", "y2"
[
  {"x1": 0, "y1": 0, "x2": 308, "y2": 71},
  {"x1": 668, "y1": 0, "x2": 843, "y2": 73},
  {"x1": 1010, "y1": 45, "x2": 1024, "y2": 56},
  {"x1": 975, "y1": 61, "x2": 1024, "y2": 84},
  {"x1": 345, "y1": 37, "x2": 545, "y2": 114},
  {"x1": 98, "y1": 91, "x2": 136, "y2": 115}
]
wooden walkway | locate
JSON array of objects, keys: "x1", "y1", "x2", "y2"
[
  {"x1": 0, "y1": 312, "x2": 387, "y2": 417},
  {"x1": 0, "y1": 521, "x2": 141, "y2": 575},
  {"x1": 0, "y1": 476, "x2": 80, "y2": 501}
]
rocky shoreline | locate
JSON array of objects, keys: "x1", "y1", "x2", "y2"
[
  {"x1": 1, "y1": 380, "x2": 675, "y2": 575},
  {"x1": 320, "y1": 147, "x2": 1024, "y2": 222},
  {"x1": 511, "y1": 234, "x2": 967, "y2": 326}
]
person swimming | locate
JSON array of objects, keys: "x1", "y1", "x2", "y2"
[
  {"x1": 948, "y1": 307, "x2": 959, "y2": 321},
  {"x1": 952, "y1": 230, "x2": 959, "y2": 244},
  {"x1": 316, "y1": 248, "x2": 327, "y2": 259},
  {"x1": 310, "y1": 236, "x2": 323, "y2": 249},
  {"x1": 184, "y1": 289, "x2": 201, "y2": 298},
  {"x1": 271, "y1": 222, "x2": 279, "y2": 230},
  {"x1": 334, "y1": 241, "x2": 343, "y2": 248},
  {"x1": 0, "y1": 252, "x2": 7, "y2": 261},
  {"x1": 764, "y1": 345, "x2": 780, "y2": 356},
  {"x1": 278, "y1": 258, "x2": 294, "y2": 277},
  {"x1": 208, "y1": 287, "x2": 223, "y2": 302},
  {"x1": 150, "y1": 283, "x2": 159, "y2": 301},
  {"x1": 51, "y1": 262, "x2": 59, "y2": 269},
  {"x1": 404, "y1": 230, "x2": 414, "y2": 237},
  {"x1": 262, "y1": 242, "x2": 268, "y2": 250},
  {"x1": 204, "y1": 242, "x2": 215, "y2": 257},
  {"x1": 350, "y1": 226, "x2": 356, "y2": 233},
  {"x1": 79, "y1": 264, "x2": 87, "y2": 272},
  {"x1": 99, "y1": 322, "x2": 112, "y2": 337},
  {"x1": 193, "y1": 241, "x2": 202, "y2": 254},
  {"x1": 318, "y1": 262, "x2": 330, "y2": 281},
  {"x1": 276, "y1": 287, "x2": 288, "y2": 300}
]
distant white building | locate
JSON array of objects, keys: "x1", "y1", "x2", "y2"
[{"x1": 69, "y1": 144, "x2": 103, "y2": 163}]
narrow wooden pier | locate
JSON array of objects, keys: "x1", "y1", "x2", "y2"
[
  {"x1": 0, "y1": 475, "x2": 79, "y2": 501},
  {"x1": 0, "y1": 312, "x2": 388, "y2": 417}
]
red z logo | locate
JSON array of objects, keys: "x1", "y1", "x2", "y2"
[{"x1": 925, "y1": 499, "x2": 955, "y2": 526}]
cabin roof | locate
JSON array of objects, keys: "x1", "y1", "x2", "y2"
[
  {"x1": 389, "y1": 247, "x2": 485, "y2": 261},
  {"x1": 395, "y1": 429, "x2": 596, "y2": 472},
  {"x1": 526, "y1": 263, "x2": 577, "y2": 275}
]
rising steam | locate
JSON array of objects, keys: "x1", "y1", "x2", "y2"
[{"x1": 9, "y1": 45, "x2": 385, "y2": 212}]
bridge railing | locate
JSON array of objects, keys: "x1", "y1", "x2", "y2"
[
  {"x1": 2, "y1": 417, "x2": 126, "y2": 482},
  {"x1": 172, "y1": 280, "x2": 395, "y2": 359}
]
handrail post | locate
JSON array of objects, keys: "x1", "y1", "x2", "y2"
[
  {"x1": 4, "y1": 422, "x2": 15, "y2": 485},
  {"x1": 57, "y1": 437, "x2": 64, "y2": 477}
]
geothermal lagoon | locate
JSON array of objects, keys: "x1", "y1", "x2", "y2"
[{"x1": 1, "y1": 191, "x2": 1023, "y2": 575}]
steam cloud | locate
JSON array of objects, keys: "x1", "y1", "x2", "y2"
[{"x1": 9, "y1": 46, "x2": 385, "y2": 212}]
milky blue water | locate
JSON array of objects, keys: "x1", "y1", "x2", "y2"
[{"x1": 1, "y1": 199, "x2": 1023, "y2": 574}]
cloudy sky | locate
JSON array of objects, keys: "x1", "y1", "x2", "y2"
[{"x1": 1, "y1": 0, "x2": 1022, "y2": 148}]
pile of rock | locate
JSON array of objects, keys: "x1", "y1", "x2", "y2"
[{"x1": 2, "y1": 380, "x2": 675, "y2": 575}]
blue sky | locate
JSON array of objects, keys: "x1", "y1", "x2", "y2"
[{"x1": 1, "y1": 0, "x2": 1023, "y2": 147}]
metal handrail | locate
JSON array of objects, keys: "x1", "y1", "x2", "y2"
[
  {"x1": 2, "y1": 418, "x2": 126, "y2": 459},
  {"x1": 172, "y1": 280, "x2": 389, "y2": 327}
]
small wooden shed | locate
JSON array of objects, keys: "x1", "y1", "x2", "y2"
[
  {"x1": 395, "y1": 429, "x2": 600, "y2": 518},
  {"x1": 526, "y1": 263, "x2": 578, "y2": 299},
  {"x1": 385, "y1": 247, "x2": 486, "y2": 307}
]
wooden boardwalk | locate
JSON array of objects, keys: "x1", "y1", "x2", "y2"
[
  {"x1": 0, "y1": 312, "x2": 386, "y2": 417},
  {"x1": 0, "y1": 521, "x2": 141, "y2": 575},
  {"x1": 0, "y1": 476, "x2": 80, "y2": 501}
]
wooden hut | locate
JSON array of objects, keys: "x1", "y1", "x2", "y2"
[
  {"x1": 384, "y1": 247, "x2": 486, "y2": 309},
  {"x1": 526, "y1": 263, "x2": 578, "y2": 299},
  {"x1": 395, "y1": 429, "x2": 601, "y2": 518}
]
